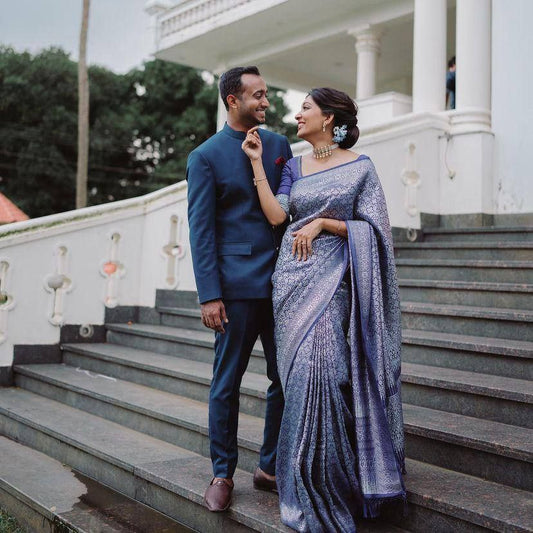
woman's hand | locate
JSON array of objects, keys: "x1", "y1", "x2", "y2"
[
  {"x1": 291, "y1": 219, "x2": 323, "y2": 261},
  {"x1": 241, "y1": 126, "x2": 262, "y2": 161}
]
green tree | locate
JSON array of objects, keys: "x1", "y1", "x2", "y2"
[{"x1": 0, "y1": 47, "x2": 296, "y2": 218}]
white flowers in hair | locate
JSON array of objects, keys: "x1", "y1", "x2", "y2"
[{"x1": 332, "y1": 124, "x2": 348, "y2": 143}]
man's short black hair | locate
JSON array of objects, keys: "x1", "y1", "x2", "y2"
[
  {"x1": 219, "y1": 66, "x2": 261, "y2": 111},
  {"x1": 448, "y1": 56, "x2": 456, "y2": 69}
]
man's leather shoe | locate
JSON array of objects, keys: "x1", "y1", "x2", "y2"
[
  {"x1": 204, "y1": 478, "x2": 233, "y2": 512},
  {"x1": 253, "y1": 467, "x2": 277, "y2": 492}
]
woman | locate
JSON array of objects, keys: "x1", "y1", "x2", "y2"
[{"x1": 242, "y1": 88, "x2": 405, "y2": 532}]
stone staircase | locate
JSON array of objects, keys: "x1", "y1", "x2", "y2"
[{"x1": 0, "y1": 225, "x2": 532, "y2": 532}]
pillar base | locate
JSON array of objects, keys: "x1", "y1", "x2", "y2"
[{"x1": 357, "y1": 92, "x2": 412, "y2": 127}]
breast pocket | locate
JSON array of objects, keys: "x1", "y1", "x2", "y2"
[{"x1": 217, "y1": 242, "x2": 252, "y2": 256}]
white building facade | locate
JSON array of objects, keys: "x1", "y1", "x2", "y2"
[{"x1": 147, "y1": 0, "x2": 532, "y2": 229}]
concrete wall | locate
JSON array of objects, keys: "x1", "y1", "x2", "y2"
[
  {"x1": 491, "y1": 0, "x2": 533, "y2": 214},
  {"x1": 0, "y1": 183, "x2": 194, "y2": 368}
]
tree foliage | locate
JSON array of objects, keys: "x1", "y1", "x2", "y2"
[{"x1": 0, "y1": 46, "x2": 296, "y2": 218}]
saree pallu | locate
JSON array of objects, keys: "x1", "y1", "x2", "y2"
[{"x1": 273, "y1": 157, "x2": 405, "y2": 532}]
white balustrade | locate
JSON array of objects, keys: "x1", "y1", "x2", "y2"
[
  {"x1": 0, "y1": 261, "x2": 15, "y2": 344},
  {"x1": 158, "y1": 0, "x2": 269, "y2": 38},
  {"x1": 161, "y1": 214, "x2": 187, "y2": 289},
  {"x1": 401, "y1": 142, "x2": 421, "y2": 219},
  {"x1": 100, "y1": 232, "x2": 125, "y2": 309},
  {"x1": 0, "y1": 182, "x2": 193, "y2": 368},
  {"x1": 44, "y1": 245, "x2": 73, "y2": 326}
]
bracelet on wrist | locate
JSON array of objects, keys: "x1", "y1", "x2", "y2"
[{"x1": 254, "y1": 178, "x2": 267, "y2": 187}]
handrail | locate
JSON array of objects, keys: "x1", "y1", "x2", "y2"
[{"x1": 0, "y1": 181, "x2": 187, "y2": 244}]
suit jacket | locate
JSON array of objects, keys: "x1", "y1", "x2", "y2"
[{"x1": 187, "y1": 123, "x2": 292, "y2": 304}]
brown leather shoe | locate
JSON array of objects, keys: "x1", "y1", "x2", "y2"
[
  {"x1": 204, "y1": 478, "x2": 233, "y2": 512},
  {"x1": 253, "y1": 467, "x2": 277, "y2": 492}
]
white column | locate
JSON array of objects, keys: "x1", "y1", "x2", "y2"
[
  {"x1": 456, "y1": 0, "x2": 491, "y2": 110},
  {"x1": 412, "y1": 0, "x2": 447, "y2": 113},
  {"x1": 350, "y1": 27, "x2": 382, "y2": 100},
  {"x1": 216, "y1": 95, "x2": 227, "y2": 132}
]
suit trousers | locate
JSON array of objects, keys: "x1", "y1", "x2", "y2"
[{"x1": 210, "y1": 298, "x2": 283, "y2": 478}]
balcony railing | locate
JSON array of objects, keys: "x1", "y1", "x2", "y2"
[{"x1": 159, "y1": 0, "x2": 253, "y2": 39}]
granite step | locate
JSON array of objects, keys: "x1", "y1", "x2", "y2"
[
  {"x1": 398, "y1": 279, "x2": 533, "y2": 310},
  {"x1": 386, "y1": 459, "x2": 533, "y2": 533},
  {"x1": 155, "y1": 289, "x2": 199, "y2": 310},
  {"x1": 102, "y1": 324, "x2": 533, "y2": 424},
  {"x1": 402, "y1": 329, "x2": 533, "y2": 380},
  {"x1": 62, "y1": 342, "x2": 269, "y2": 418},
  {"x1": 158, "y1": 306, "x2": 204, "y2": 331},
  {"x1": 421, "y1": 226, "x2": 533, "y2": 243},
  {"x1": 14, "y1": 363, "x2": 266, "y2": 475},
  {"x1": 400, "y1": 302, "x2": 533, "y2": 342},
  {"x1": 0, "y1": 388, "x2": 406, "y2": 533},
  {"x1": 401, "y1": 362, "x2": 533, "y2": 428},
  {"x1": 63, "y1": 341, "x2": 533, "y2": 428},
  {"x1": 13, "y1": 363, "x2": 533, "y2": 492},
  {"x1": 395, "y1": 258, "x2": 533, "y2": 284},
  {"x1": 394, "y1": 241, "x2": 533, "y2": 261},
  {"x1": 0, "y1": 388, "x2": 288, "y2": 533},
  {"x1": 105, "y1": 323, "x2": 267, "y2": 374},
  {"x1": 0, "y1": 436, "x2": 189, "y2": 533}
]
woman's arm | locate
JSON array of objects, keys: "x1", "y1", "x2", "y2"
[
  {"x1": 291, "y1": 218, "x2": 347, "y2": 261},
  {"x1": 250, "y1": 159, "x2": 288, "y2": 226},
  {"x1": 318, "y1": 218, "x2": 347, "y2": 238},
  {"x1": 242, "y1": 128, "x2": 288, "y2": 226}
]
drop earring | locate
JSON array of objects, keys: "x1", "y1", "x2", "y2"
[{"x1": 322, "y1": 122, "x2": 326, "y2": 133}]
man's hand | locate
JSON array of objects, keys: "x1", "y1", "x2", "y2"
[{"x1": 201, "y1": 299, "x2": 229, "y2": 333}]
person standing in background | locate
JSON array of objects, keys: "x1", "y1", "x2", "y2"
[{"x1": 447, "y1": 56, "x2": 456, "y2": 109}]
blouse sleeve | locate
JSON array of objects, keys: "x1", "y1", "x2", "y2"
[{"x1": 276, "y1": 160, "x2": 293, "y2": 215}]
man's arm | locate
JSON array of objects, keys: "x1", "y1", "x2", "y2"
[
  {"x1": 186, "y1": 151, "x2": 222, "y2": 304},
  {"x1": 187, "y1": 151, "x2": 229, "y2": 333}
]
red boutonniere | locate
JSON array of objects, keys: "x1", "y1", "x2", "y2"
[{"x1": 275, "y1": 156, "x2": 286, "y2": 166}]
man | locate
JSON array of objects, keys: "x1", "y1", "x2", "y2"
[
  {"x1": 446, "y1": 55, "x2": 456, "y2": 109},
  {"x1": 186, "y1": 66, "x2": 292, "y2": 512}
]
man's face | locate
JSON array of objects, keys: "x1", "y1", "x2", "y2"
[{"x1": 235, "y1": 74, "x2": 269, "y2": 127}]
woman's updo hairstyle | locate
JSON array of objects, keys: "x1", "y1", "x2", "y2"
[{"x1": 308, "y1": 87, "x2": 359, "y2": 149}]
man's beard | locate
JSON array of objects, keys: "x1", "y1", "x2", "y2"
[{"x1": 241, "y1": 109, "x2": 265, "y2": 127}]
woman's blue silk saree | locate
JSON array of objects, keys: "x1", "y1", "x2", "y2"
[{"x1": 273, "y1": 156, "x2": 405, "y2": 532}]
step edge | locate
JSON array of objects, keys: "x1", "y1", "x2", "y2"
[
  {"x1": 401, "y1": 372, "x2": 533, "y2": 403},
  {"x1": 398, "y1": 279, "x2": 533, "y2": 293},
  {"x1": 14, "y1": 365, "x2": 533, "y2": 464},
  {"x1": 404, "y1": 459, "x2": 533, "y2": 532},
  {"x1": 402, "y1": 329, "x2": 533, "y2": 357},
  {"x1": 14, "y1": 366, "x2": 263, "y2": 453},
  {"x1": 400, "y1": 301, "x2": 533, "y2": 321},
  {"x1": 2, "y1": 390, "x2": 530, "y2": 532},
  {"x1": 61, "y1": 344, "x2": 268, "y2": 394},
  {"x1": 104, "y1": 324, "x2": 265, "y2": 357}
]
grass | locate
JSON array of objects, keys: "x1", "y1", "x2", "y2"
[{"x1": 0, "y1": 509, "x2": 25, "y2": 533}]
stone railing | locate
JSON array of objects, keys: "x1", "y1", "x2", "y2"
[
  {"x1": 0, "y1": 182, "x2": 194, "y2": 368},
  {"x1": 159, "y1": 0, "x2": 253, "y2": 38}
]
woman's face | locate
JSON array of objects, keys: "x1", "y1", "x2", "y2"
[{"x1": 295, "y1": 95, "x2": 327, "y2": 140}]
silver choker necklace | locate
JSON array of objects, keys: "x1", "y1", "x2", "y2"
[{"x1": 313, "y1": 143, "x2": 339, "y2": 159}]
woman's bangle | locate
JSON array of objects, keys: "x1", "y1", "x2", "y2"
[
  {"x1": 337, "y1": 220, "x2": 342, "y2": 234},
  {"x1": 254, "y1": 178, "x2": 267, "y2": 187}
]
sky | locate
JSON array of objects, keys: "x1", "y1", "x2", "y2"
[
  {"x1": 0, "y1": 0, "x2": 302, "y2": 117},
  {"x1": 0, "y1": 0, "x2": 152, "y2": 73}
]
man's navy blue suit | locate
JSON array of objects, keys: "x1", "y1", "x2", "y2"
[{"x1": 187, "y1": 122, "x2": 292, "y2": 478}]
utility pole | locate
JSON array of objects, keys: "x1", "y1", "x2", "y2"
[{"x1": 76, "y1": 0, "x2": 90, "y2": 209}]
